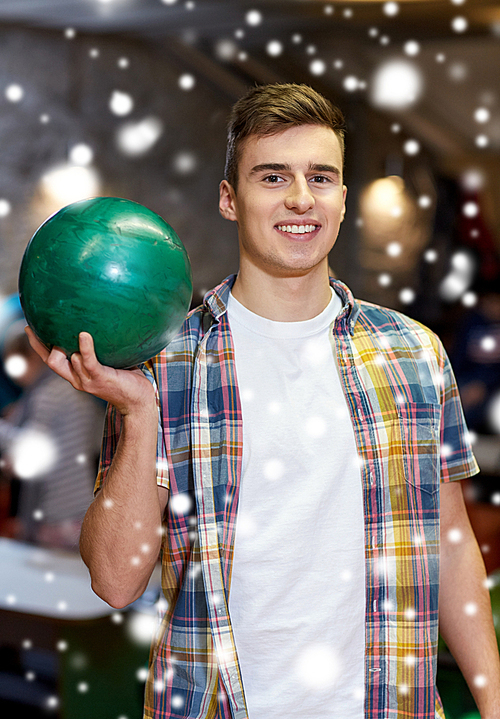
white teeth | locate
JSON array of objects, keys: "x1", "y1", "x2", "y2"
[{"x1": 278, "y1": 224, "x2": 317, "y2": 234}]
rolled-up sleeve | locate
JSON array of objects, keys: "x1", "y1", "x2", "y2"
[
  {"x1": 94, "y1": 363, "x2": 169, "y2": 494},
  {"x1": 438, "y1": 344, "x2": 480, "y2": 484}
]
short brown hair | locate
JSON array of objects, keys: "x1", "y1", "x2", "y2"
[{"x1": 224, "y1": 83, "x2": 346, "y2": 191}]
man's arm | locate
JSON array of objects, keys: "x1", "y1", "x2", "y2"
[
  {"x1": 26, "y1": 328, "x2": 168, "y2": 608},
  {"x1": 439, "y1": 480, "x2": 500, "y2": 719}
]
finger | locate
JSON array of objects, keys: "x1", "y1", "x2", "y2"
[
  {"x1": 77, "y1": 332, "x2": 100, "y2": 371},
  {"x1": 76, "y1": 333, "x2": 112, "y2": 386},
  {"x1": 46, "y1": 346, "x2": 82, "y2": 386},
  {"x1": 68, "y1": 350, "x2": 91, "y2": 386},
  {"x1": 25, "y1": 326, "x2": 85, "y2": 388}
]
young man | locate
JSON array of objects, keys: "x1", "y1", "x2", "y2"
[{"x1": 27, "y1": 84, "x2": 500, "y2": 719}]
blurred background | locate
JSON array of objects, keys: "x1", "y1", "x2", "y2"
[{"x1": 0, "y1": 0, "x2": 499, "y2": 717}]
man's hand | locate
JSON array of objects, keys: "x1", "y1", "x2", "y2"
[{"x1": 25, "y1": 327, "x2": 154, "y2": 416}]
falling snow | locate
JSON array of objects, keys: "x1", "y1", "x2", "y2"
[
  {"x1": 295, "y1": 643, "x2": 340, "y2": 689},
  {"x1": 0, "y1": 4, "x2": 497, "y2": 717},
  {"x1": 447, "y1": 528, "x2": 463, "y2": 543},
  {"x1": 0, "y1": 198, "x2": 12, "y2": 216},
  {"x1": 404, "y1": 41, "x2": 420, "y2": 57},
  {"x1": 5, "y1": 84, "x2": 24, "y2": 102},
  {"x1": 109, "y1": 90, "x2": 134, "y2": 116},
  {"x1": 403, "y1": 139, "x2": 420, "y2": 156},
  {"x1": 451, "y1": 16, "x2": 468, "y2": 33},
  {"x1": 310, "y1": 59, "x2": 326, "y2": 76},
  {"x1": 10, "y1": 429, "x2": 57, "y2": 479},
  {"x1": 418, "y1": 195, "x2": 432, "y2": 209},
  {"x1": 370, "y1": 60, "x2": 423, "y2": 109},
  {"x1": 399, "y1": 288, "x2": 415, "y2": 304},
  {"x1": 266, "y1": 40, "x2": 283, "y2": 57},
  {"x1": 170, "y1": 493, "x2": 193, "y2": 515},
  {"x1": 473, "y1": 674, "x2": 488, "y2": 688},
  {"x1": 245, "y1": 10, "x2": 262, "y2": 27},
  {"x1": 387, "y1": 242, "x2": 402, "y2": 257},
  {"x1": 178, "y1": 73, "x2": 196, "y2": 90},
  {"x1": 4, "y1": 353, "x2": 28, "y2": 378},
  {"x1": 383, "y1": 2, "x2": 399, "y2": 17}
]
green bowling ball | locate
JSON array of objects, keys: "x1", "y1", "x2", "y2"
[{"x1": 19, "y1": 197, "x2": 192, "y2": 368}]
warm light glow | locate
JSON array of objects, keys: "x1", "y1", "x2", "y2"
[
  {"x1": 362, "y1": 176, "x2": 406, "y2": 219},
  {"x1": 39, "y1": 163, "x2": 101, "y2": 209},
  {"x1": 359, "y1": 173, "x2": 431, "y2": 280}
]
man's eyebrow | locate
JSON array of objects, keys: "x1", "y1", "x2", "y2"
[
  {"x1": 249, "y1": 162, "x2": 342, "y2": 176},
  {"x1": 249, "y1": 163, "x2": 291, "y2": 175},
  {"x1": 309, "y1": 163, "x2": 341, "y2": 176}
]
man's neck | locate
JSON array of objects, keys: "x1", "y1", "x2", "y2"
[{"x1": 231, "y1": 264, "x2": 333, "y2": 322}]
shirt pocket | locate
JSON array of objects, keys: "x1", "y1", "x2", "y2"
[{"x1": 394, "y1": 401, "x2": 441, "y2": 496}]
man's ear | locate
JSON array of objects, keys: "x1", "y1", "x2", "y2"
[
  {"x1": 219, "y1": 180, "x2": 238, "y2": 222},
  {"x1": 340, "y1": 185, "x2": 347, "y2": 223}
]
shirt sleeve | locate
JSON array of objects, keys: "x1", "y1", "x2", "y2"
[
  {"x1": 94, "y1": 364, "x2": 170, "y2": 495},
  {"x1": 438, "y1": 343, "x2": 480, "y2": 484}
]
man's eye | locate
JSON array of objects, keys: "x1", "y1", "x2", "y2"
[
  {"x1": 311, "y1": 175, "x2": 330, "y2": 183},
  {"x1": 264, "y1": 175, "x2": 282, "y2": 183}
]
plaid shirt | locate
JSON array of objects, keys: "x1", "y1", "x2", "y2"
[{"x1": 96, "y1": 274, "x2": 479, "y2": 719}]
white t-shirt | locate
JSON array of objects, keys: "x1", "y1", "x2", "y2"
[{"x1": 227, "y1": 289, "x2": 366, "y2": 719}]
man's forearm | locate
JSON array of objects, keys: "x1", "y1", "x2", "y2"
[
  {"x1": 80, "y1": 405, "x2": 163, "y2": 608},
  {"x1": 439, "y1": 525, "x2": 500, "y2": 718}
]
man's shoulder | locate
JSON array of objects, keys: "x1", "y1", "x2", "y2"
[
  {"x1": 354, "y1": 297, "x2": 443, "y2": 352},
  {"x1": 331, "y1": 279, "x2": 439, "y2": 346},
  {"x1": 148, "y1": 276, "x2": 234, "y2": 365},
  {"x1": 155, "y1": 304, "x2": 208, "y2": 359}
]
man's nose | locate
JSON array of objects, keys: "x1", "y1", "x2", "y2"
[{"x1": 284, "y1": 177, "x2": 315, "y2": 213}]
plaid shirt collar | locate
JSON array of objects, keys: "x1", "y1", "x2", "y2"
[{"x1": 203, "y1": 273, "x2": 360, "y2": 335}]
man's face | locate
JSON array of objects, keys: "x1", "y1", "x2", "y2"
[{"x1": 219, "y1": 124, "x2": 347, "y2": 278}]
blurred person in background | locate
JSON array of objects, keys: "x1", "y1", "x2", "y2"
[
  {"x1": 0, "y1": 325, "x2": 105, "y2": 550},
  {"x1": 450, "y1": 278, "x2": 500, "y2": 436},
  {"x1": 449, "y1": 278, "x2": 500, "y2": 574}
]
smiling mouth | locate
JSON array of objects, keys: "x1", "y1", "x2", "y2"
[{"x1": 275, "y1": 223, "x2": 320, "y2": 235}]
